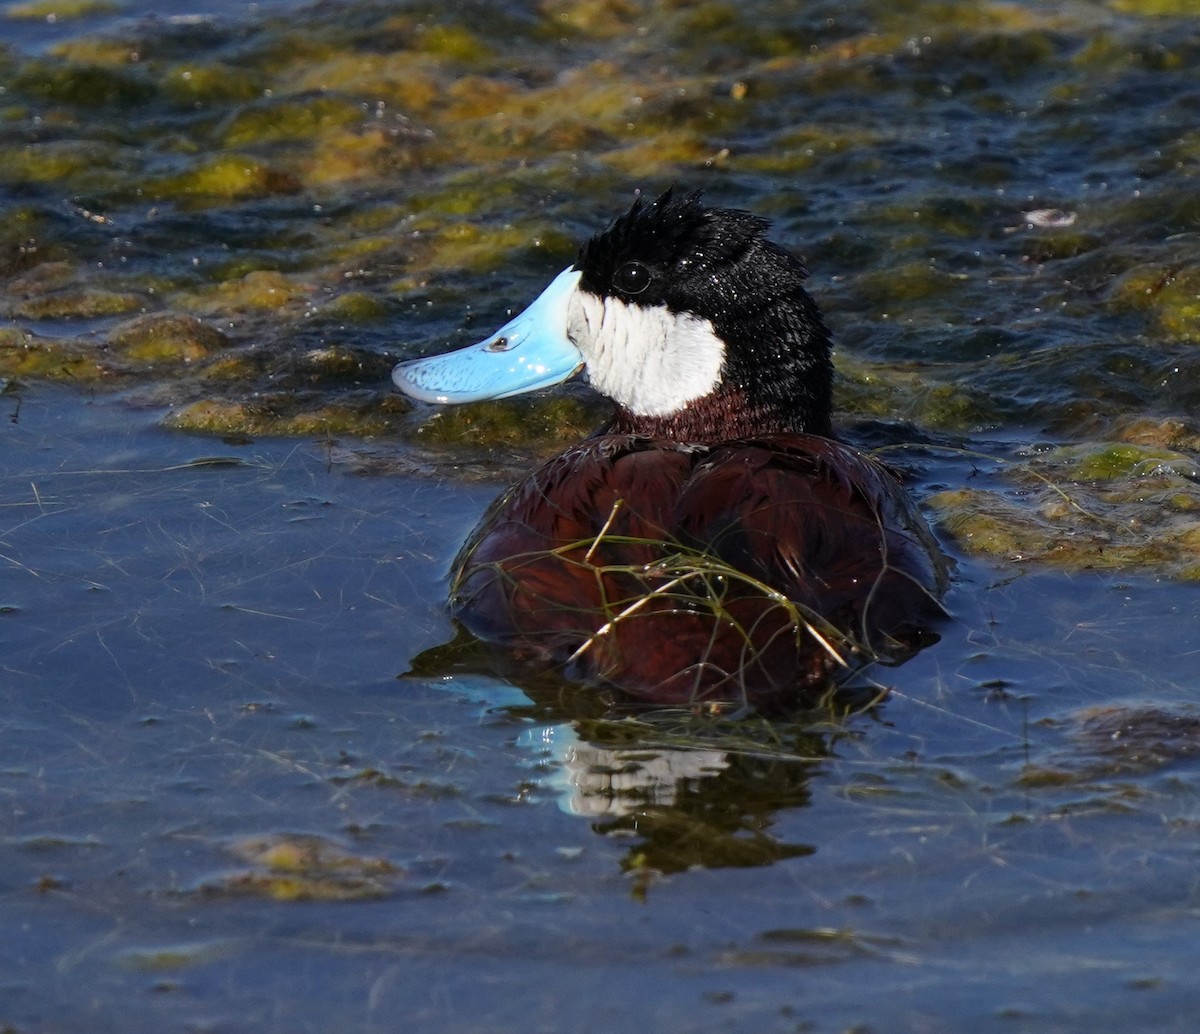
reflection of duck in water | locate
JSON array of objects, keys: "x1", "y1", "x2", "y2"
[
  {"x1": 519, "y1": 719, "x2": 820, "y2": 873},
  {"x1": 394, "y1": 189, "x2": 947, "y2": 710},
  {"x1": 520, "y1": 723, "x2": 731, "y2": 818}
]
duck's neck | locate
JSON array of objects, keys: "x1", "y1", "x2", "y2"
[
  {"x1": 605, "y1": 382, "x2": 832, "y2": 444},
  {"x1": 604, "y1": 288, "x2": 835, "y2": 444}
]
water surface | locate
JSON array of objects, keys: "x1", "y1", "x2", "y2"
[{"x1": 3, "y1": 0, "x2": 1200, "y2": 1030}]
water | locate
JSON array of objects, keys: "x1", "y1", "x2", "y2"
[
  {"x1": 0, "y1": 1, "x2": 292, "y2": 55},
  {"x1": 7, "y1": 392, "x2": 1200, "y2": 1034},
  {"x1": 3, "y1": 0, "x2": 1200, "y2": 1030}
]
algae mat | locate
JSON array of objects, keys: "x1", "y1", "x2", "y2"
[{"x1": 3, "y1": 0, "x2": 1200, "y2": 1030}]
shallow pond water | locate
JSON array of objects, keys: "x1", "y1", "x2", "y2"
[
  {"x1": 3, "y1": 0, "x2": 1200, "y2": 1030},
  {"x1": 6, "y1": 386, "x2": 1200, "y2": 1032}
]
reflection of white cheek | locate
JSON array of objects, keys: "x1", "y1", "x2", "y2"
[{"x1": 517, "y1": 724, "x2": 730, "y2": 817}]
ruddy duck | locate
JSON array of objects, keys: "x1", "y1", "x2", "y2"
[{"x1": 394, "y1": 189, "x2": 947, "y2": 710}]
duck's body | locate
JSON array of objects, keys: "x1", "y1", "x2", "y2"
[
  {"x1": 394, "y1": 190, "x2": 946, "y2": 709},
  {"x1": 452, "y1": 432, "x2": 943, "y2": 706}
]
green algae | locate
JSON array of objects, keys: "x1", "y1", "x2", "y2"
[
  {"x1": 304, "y1": 123, "x2": 439, "y2": 185},
  {"x1": 163, "y1": 393, "x2": 409, "y2": 438},
  {"x1": 602, "y1": 129, "x2": 719, "y2": 174},
  {"x1": 320, "y1": 231, "x2": 396, "y2": 267},
  {"x1": 0, "y1": 140, "x2": 129, "y2": 190},
  {"x1": 0, "y1": 256, "x2": 148, "y2": 321},
  {"x1": 1, "y1": 313, "x2": 230, "y2": 378},
  {"x1": 220, "y1": 95, "x2": 366, "y2": 148},
  {"x1": 195, "y1": 833, "x2": 403, "y2": 902},
  {"x1": 603, "y1": 805, "x2": 814, "y2": 873},
  {"x1": 118, "y1": 940, "x2": 236, "y2": 972},
  {"x1": 8, "y1": 287, "x2": 144, "y2": 319},
  {"x1": 188, "y1": 350, "x2": 266, "y2": 383},
  {"x1": 410, "y1": 394, "x2": 602, "y2": 450},
  {"x1": 4, "y1": 260, "x2": 76, "y2": 294},
  {"x1": 160, "y1": 64, "x2": 272, "y2": 107},
  {"x1": 49, "y1": 35, "x2": 143, "y2": 66},
  {"x1": 288, "y1": 343, "x2": 394, "y2": 384},
  {"x1": 928, "y1": 488, "x2": 1051, "y2": 560},
  {"x1": 734, "y1": 125, "x2": 882, "y2": 175},
  {"x1": 927, "y1": 435, "x2": 1200, "y2": 578},
  {"x1": 928, "y1": 484, "x2": 1184, "y2": 572},
  {"x1": 835, "y1": 359, "x2": 1001, "y2": 432},
  {"x1": 1116, "y1": 417, "x2": 1200, "y2": 455},
  {"x1": 176, "y1": 270, "x2": 310, "y2": 314},
  {"x1": 10, "y1": 58, "x2": 155, "y2": 108},
  {"x1": 630, "y1": 3, "x2": 809, "y2": 71},
  {"x1": 1047, "y1": 442, "x2": 1199, "y2": 482},
  {"x1": 1109, "y1": 0, "x2": 1200, "y2": 14},
  {"x1": 5, "y1": 0, "x2": 120, "y2": 17},
  {"x1": 0, "y1": 325, "x2": 106, "y2": 380},
  {"x1": 320, "y1": 291, "x2": 388, "y2": 321},
  {"x1": 287, "y1": 51, "x2": 444, "y2": 115},
  {"x1": 0, "y1": 209, "x2": 71, "y2": 280},
  {"x1": 107, "y1": 314, "x2": 230, "y2": 364},
  {"x1": 422, "y1": 221, "x2": 573, "y2": 274},
  {"x1": 150, "y1": 154, "x2": 303, "y2": 201},
  {"x1": 540, "y1": 0, "x2": 644, "y2": 39},
  {"x1": 1109, "y1": 264, "x2": 1200, "y2": 342},
  {"x1": 412, "y1": 23, "x2": 493, "y2": 63},
  {"x1": 852, "y1": 259, "x2": 972, "y2": 308}
]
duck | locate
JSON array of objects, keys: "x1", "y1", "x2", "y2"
[{"x1": 392, "y1": 188, "x2": 947, "y2": 710}]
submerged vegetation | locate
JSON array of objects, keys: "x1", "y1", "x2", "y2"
[
  {"x1": 1, "y1": 0, "x2": 1199, "y2": 584},
  {"x1": 4, "y1": 4, "x2": 1200, "y2": 1029}
]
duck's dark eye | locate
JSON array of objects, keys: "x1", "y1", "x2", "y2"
[{"x1": 612, "y1": 261, "x2": 651, "y2": 296}]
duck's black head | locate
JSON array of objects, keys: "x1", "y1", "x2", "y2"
[
  {"x1": 572, "y1": 188, "x2": 832, "y2": 440},
  {"x1": 392, "y1": 188, "x2": 833, "y2": 442}
]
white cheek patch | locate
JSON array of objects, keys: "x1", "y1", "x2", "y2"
[{"x1": 566, "y1": 290, "x2": 726, "y2": 417}]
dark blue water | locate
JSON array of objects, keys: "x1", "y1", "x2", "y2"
[
  {"x1": 2, "y1": 0, "x2": 292, "y2": 55},
  {"x1": 5, "y1": 384, "x2": 1200, "y2": 1033},
  {"x1": 4, "y1": 0, "x2": 1200, "y2": 1030}
]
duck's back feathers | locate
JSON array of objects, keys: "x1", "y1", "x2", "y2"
[{"x1": 451, "y1": 434, "x2": 947, "y2": 708}]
